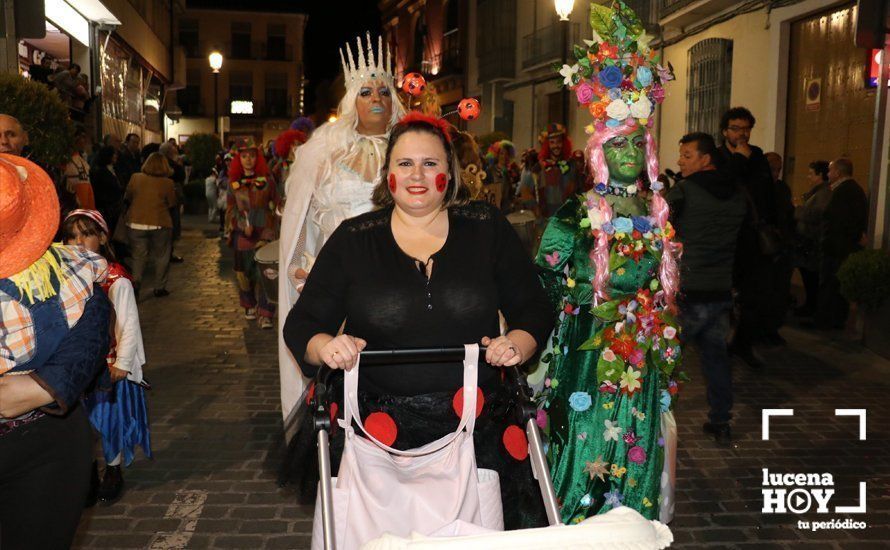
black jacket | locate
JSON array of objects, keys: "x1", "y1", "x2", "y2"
[
  {"x1": 821, "y1": 178, "x2": 868, "y2": 261},
  {"x1": 667, "y1": 169, "x2": 747, "y2": 302}
]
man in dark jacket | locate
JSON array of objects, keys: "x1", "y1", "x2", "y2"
[
  {"x1": 115, "y1": 133, "x2": 141, "y2": 188},
  {"x1": 718, "y1": 107, "x2": 776, "y2": 369},
  {"x1": 668, "y1": 132, "x2": 746, "y2": 447},
  {"x1": 814, "y1": 158, "x2": 868, "y2": 329}
]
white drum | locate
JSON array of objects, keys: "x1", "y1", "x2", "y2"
[
  {"x1": 506, "y1": 210, "x2": 538, "y2": 258},
  {"x1": 255, "y1": 239, "x2": 280, "y2": 304}
]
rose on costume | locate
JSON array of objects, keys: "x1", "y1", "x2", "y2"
[
  {"x1": 627, "y1": 445, "x2": 647, "y2": 464},
  {"x1": 598, "y1": 66, "x2": 623, "y2": 89},
  {"x1": 660, "y1": 389, "x2": 672, "y2": 412},
  {"x1": 589, "y1": 101, "x2": 608, "y2": 120},
  {"x1": 601, "y1": 348, "x2": 617, "y2": 362},
  {"x1": 607, "y1": 87, "x2": 623, "y2": 101},
  {"x1": 587, "y1": 206, "x2": 605, "y2": 230},
  {"x1": 605, "y1": 99, "x2": 630, "y2": 121},
  {"x1": 612, "y1": 217, "x2": 633, "y2": 234},
  {"x1": 569, "y1": 391, "x2": 593, "y2": 412},
  {"x1": 575, "y1": 81, "x2": 596, "y2": 104},
  {"x1": 663, "y1": 326, "x2": 677, "y2": 340},
  {"x1": 632, "y1": 216, "x2": 652, "y2": 233},
  {"x1": 650, "y1": 84, "x2": 666, "y2": 103},
  {"x1": 623, "y1": 431, "x2": 638, "y2": 445},
  {"x1": 629, "y1": 95, "x2": 653, "y2": 120},
  {"x1": 636, "y1": 66, "x2": 653, "y2": 87},
  {"x1": 535, "y1": 409, "x2": 548, "y2": 429}
]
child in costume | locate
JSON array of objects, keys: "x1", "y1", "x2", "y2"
[
  {"x1": 531, "y1": 0, "x2": 680, "y2": 524},
  {"x1": 226, "y1": 138, "x2": 280, "y2": 329},
  {"x1": 62, "y1": 209, "x2": 151, "y2": 504}
]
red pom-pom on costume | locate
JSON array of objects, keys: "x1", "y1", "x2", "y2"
[
  {"x1": 364, "y1": 412, "x2": 398, "y2": 446},
  {"x1": 398, "y1": 111, "x2": 453, "y2": 143},
  {"x1": 435, "y1": 173, "x2": 447, "y2": 192},
  {"x1": 402, "y1": 72, "x2": 427, "y2": 96},
  {"x1": 457, "y1": 98, "x2": 481, "y2": 121},
  {"x1": 502, "y1": 425, "x2": 528, "y2": 461},
  {"x1": 452, "y1": 387, "x2": 485, "y2": 418}
]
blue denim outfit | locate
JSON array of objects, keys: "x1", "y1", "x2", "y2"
[{"x1": 678, "y1": 300, "x2": 733, "y2": 424}]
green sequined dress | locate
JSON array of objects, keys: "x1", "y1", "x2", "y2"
[{"x1": 532, "y1": 194, "x2": 681, "y2": 524}]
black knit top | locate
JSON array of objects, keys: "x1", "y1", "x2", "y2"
[{"x1": 283, "y1": 201, "x2": 554, "y2": 395}]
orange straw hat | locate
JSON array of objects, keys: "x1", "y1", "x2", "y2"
[{"x1": 0, "y1": 153, "x2": 60, "y2": 278}]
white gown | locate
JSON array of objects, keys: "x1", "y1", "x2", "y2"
[{"x1": 277, "y1": 131, "x2": 386, "y2": 423}]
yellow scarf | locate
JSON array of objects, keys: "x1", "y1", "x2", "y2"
[{"x1": 7, "y1": 244, "x2": 68, "y2": 304}]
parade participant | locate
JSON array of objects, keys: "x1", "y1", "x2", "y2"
[
  {"x1": 61, "y1": 209, "x2": 151, "y2": 504},
  {"x1": 227, "y1": 138, "x2": 279, "y2": 329},
  {"x1": 452, "y1": 129, "x2": 487, "y2": 200},
  {"x1": 538, "y1": 123, "x2": 578, "y2": 216},
  {"x1": 277, "y1": 34, "x2": 406, "y2": 422},
  {"x1": 532, "y1": 0, "x2": 679, "y2": 523},
  {"x1": 484, "y1": 140, "x2": 519, "y2": 211},
  {"x1": 272, "y1": 129, "x2": 308, "y2": 197},
  {"x1": 281, "y1": 113, "x2": 552, "y2": 530},
  {"x1": 0, "y1": 154, "x2": 111, "y2": 547},
  {"x1": 516, "y1": 148, "x2": 541, "y2": 214}
]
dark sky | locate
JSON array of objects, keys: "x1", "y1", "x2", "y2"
[{"x1": 186, "y1": 0, "x2": 383, "y2": 113}]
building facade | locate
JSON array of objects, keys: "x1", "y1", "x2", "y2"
[
  {"x1": 170, "y1": 6, "x2": 307, "y2": 146},
  {"x1": 379, "y1": 0, "x2": 468, "y2": 116},
  {"x1": 5, "y1": 0, "x2": 186, "y2": 144}
]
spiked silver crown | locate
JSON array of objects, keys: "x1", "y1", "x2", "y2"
[{"x1": 340, "y1": 33, "x2": 394, "y2": 89}]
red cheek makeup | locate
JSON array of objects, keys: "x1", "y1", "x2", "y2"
[
  {"x1": 435, "y1": 173, "x2": 447, "y2": 193},
  {"x1": 388, "y1": 173, "x2": 397, "y2": 192}
]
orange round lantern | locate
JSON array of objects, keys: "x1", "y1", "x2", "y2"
[
  {"x1": 402, "y1": 72, "x2": 427, "y2": 96},
  {"x1": 457, "y1": 98, "x2": 481, "y2": 121}
]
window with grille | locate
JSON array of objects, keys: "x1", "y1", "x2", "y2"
[
  {"x1": 267, "y1": 23, "x2": 286, "y2": 60},
  {"x1": 686, "y1": 38, "x2": 733, "y2": 139},
  {"x1": 265, "y1": 72, "x2": 288, "y2": 117},
  {"x1": 229, "y1": 70, "x2": 253, "y2": 101}
]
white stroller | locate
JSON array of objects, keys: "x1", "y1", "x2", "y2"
[{"x1": 308, "y1": 346, "x2": 671, "y2": 550}]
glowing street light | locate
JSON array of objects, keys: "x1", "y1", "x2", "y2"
[
  {"x1": 208, "y1": 51, "x2": 223, "y2": 73},
  {"x1": 208, "y1": 51, "x2": 224, "y2": 134},
  {"x1": 555, "y1": 0, "x2": 575, "y2": 21}
]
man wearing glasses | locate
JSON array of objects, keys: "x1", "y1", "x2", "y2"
[{"x1": 718, "y1": 107, "x2": 779, "y2": 370}]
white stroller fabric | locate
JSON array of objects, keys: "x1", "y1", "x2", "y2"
[
  {"x1": 311, "y1": 345, "x2": 503, "y2": 550},
  {"x1": 360, "y1": 506, "x2": 673, "y2": 549}
]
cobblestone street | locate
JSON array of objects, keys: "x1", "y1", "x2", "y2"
[{"x1": 74, "y1": 217, "x2": 890, "y2": 549}]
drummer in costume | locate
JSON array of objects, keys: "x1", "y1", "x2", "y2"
[
  {"x1": 538, "y1": 124, "x2": 579, "y2": 217},
  {"x1": 277, "y1": 33, "x2": 406, "y2": 423},
  {"x1": 531, "y1": 0, "x2": 681, "y2": 523},
  {"x1": 226, "y1": 137, "x2": 280, "y2": 329}
]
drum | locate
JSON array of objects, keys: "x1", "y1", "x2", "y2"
[
  {"x1": 506, "y1": 210, "x2": 538, "y2": 258},
  {"x1": 255, "y1": 239, "x2": 280, "y2": 304}
]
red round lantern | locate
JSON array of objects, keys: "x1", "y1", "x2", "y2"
[
  {"x1": 457, "y1": 98, "x2": 481, "y2": 121},
  {"x1": 402, "y1": 72, "x2": 427, "y2": 97}
]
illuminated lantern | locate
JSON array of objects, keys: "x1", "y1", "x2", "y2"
[
  {"x1": 457, "y1": 98, "x2": 481, "y2": 121},
  {"x1": 402, "y1": 72, "x2": 427, "y2": 96}
]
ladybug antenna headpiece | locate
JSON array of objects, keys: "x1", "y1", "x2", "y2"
[{"x1": 397, "y1": 112, "x2": 454, "y2": 143}]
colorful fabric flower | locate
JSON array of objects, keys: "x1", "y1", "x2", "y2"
[
  {"x1": 589, "y1": 101, "x2": 608, "y2": 120},
  {"x1": 604, "y1": 490, "x2": 624, "y2": 508},
  {"x1": 660, "y1": 389, "x2": 672, "y2": 413},
  {"x1": 650, "y1": 180, "x2": 664, "y2": 191},
  {"x1": 575, "y1": 81, "x2": 595, "y2": 104},
  {"x1": 636, "y1": 66, "x2": 653, "y2": 87},
  {"x1": 656, "y1": 64, "x2": 674, "y2": 82},
  {"x1": 544, "y1": 251, "x2": 560, "y2": 267},
  {"x1": 627, "y1": 445, "x2": 647, "y2": 464},
  {"x1": 650, "y1": 84, "x2": 665, "y2": 103},
  {"x1": 612, "y1": 217, "x2": 633, "y2": 234},
  {"x1": 610, "y1": 464, "x2": 627, "y2": 479},
  {"x1": 587, "y1": 206, "x2": 605, "y2": 230},
  {"x1": 623, "y1": 431, "x2": 638, "y2": 445},
  {"x1": 598, "y1": 65, "x2": 622, "y2": 88},
  {"x1": 603, "y1": 419, "x2": 622, "y2": 441},
  {"x1": 605, "y1": 99, "x2": 630, "y2": 121},
  {"x1": 536, "y1": 408, "x2": 548, "y2": 429},
  {"x1": 663, "y1": 326, "x2": 677, "y2": 340},
  {"x1": 632, "y1": 216, "x2": 652, "y2": 233},
  {"x1": 580, "y1": 494, "x2": 592, "y2": 507},
  {"x1": 601, "y1": 348, "x2": 617, "y2": 362},
  {"x1": 601, "y1": 221, "x2": 615, "y2": 235},
  {"x1": 628, "y1": 347, "x2": 645, "y2": 367},
  {"x1": 568, "y1": 391, "x2": 593, "y2": 412},
  {"x1": 584, "y1": 455, "x2": 610, "y2": 481},
  {"x1": 629, "y1": 94, "x2": 653, "y2": 120},
  {"x1": 560, "y1": 63, "x2": 580, "y2": 86},
  {"x1": 607, "y1": 87, "x2": 623, "y2": 100},
  {"x1": 594, "y1": 182, "x2": 608, "y2": 195},
  {"x1": 599, "y1": 380, "x2": 618, "y2": 394},
  {"x1": 619, "y1": 367, "x2": 642, "y2": 394}
]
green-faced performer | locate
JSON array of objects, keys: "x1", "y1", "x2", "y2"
[{"x1": 530, "y1": 0, "x2": 681, "y2": 524}]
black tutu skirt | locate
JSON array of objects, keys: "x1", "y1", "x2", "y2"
[{"x1": 278, "y1": 375, "x2": 548, "y2": 531}]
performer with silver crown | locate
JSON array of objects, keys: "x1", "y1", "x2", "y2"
[{"x1": 277, "y1": 34, "x2": 406, "y2": 424}]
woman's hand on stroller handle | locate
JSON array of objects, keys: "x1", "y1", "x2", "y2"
[
  {"x1": 481, "y1": 334, "x2": 526, "y2": 367},
  {"x1": 318, "y1": 334, "x2": 367, "y2": 371}
]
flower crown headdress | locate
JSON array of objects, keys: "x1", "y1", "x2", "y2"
[
  {"x1": 559, "y1": 1, "x2": 674, "y2": 133},
  {"x1": 339, "y1": 33, "x2": 394, "y2": 91}
]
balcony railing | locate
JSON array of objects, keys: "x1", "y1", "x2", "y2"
[
  {"x1": 521, "y1": 23, "x2": 580, "y2": 70},
  {"x1": 659, "y1": 0, "x2": 697, "y2": 18},
  {"x1": 433, "y1": 29, "x2": 462, "y2": 77}
]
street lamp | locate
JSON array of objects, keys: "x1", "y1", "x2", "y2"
[
  {"x1": 555, "y1": 0, "x2": 575, "y2": 21},
  {"x1": 209, "y1": 51, "x2": 223, "y2": 134},
  {"x1": 554, "y1": 0, "x2": 574, "y2": 126}
]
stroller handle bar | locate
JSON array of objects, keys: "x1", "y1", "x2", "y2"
[{"x1": 359, "y1": 346, "x2": 488, "y2": 365}]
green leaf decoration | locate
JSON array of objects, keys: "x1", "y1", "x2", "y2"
[
  {"x1": 579, "y1": 57, "x2": 591, "y2": 69},
  {"x1": 581, "y1": 66, "x2": 593, "y2": 78},
  {"x1": 589, "y1": 4, "x2": 615, "y2": 38},
  {"x1": 580, "y1": 217, "x2": 591, "y2": 228},
  {"x1": 574, "y1": 45, "x2": 586, "y2": 59},
  {"x1": 589, "y1": 43, "x2": 600, "y2": 55},
  {"x1": 616, "y1": 1, "x2": 644, "y2": 40},
  {"x1": 551, "y1": 61, "x2": 563, "y2": 72},
  {"x1": 597, "y1": 354, "x2": 625, "y2": 384},
  {"x1": 578, "y1": 336, "x2": 598, "y2": 351},
  {"x1": 609, "y1": 252, "x2": 628, "y2": 272},
  {"x1": 591, "y1": 300, "x2": 622, "y2": 321}
]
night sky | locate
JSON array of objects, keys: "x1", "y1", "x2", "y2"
[{"x1": 186, "y1": 0, "x2": 383, "y2": 115}]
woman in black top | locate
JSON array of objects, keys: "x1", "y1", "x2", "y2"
[
  {"x1": 90, "y1": 146, "x2": 125, "y2": 236},
  {"x1": 281, "y1": 114, "x2": 554, "y2": 529}
]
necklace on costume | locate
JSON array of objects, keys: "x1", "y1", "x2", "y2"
[{"x1": 594, "y1": 181, "x2": 641, "y2": 197}]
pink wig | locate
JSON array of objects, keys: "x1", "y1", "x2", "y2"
[{"x1": 585, "y1": 119, "x2": 679, "y2": 310}]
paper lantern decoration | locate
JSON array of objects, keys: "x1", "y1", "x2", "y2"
[
  {"x1": 457, "y1": 98, "x2": 481, "y2": 121},
  {"x1": 402, "y1": 72, "x2": 427, "y2": 96}
]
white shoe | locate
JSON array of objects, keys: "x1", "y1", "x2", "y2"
[
  {"x1": 244, "y1": 308, "x2": 257, "y2": 320},
  {"x1": 258, "y1": 317, "x2": 273, "y2": 329}
]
